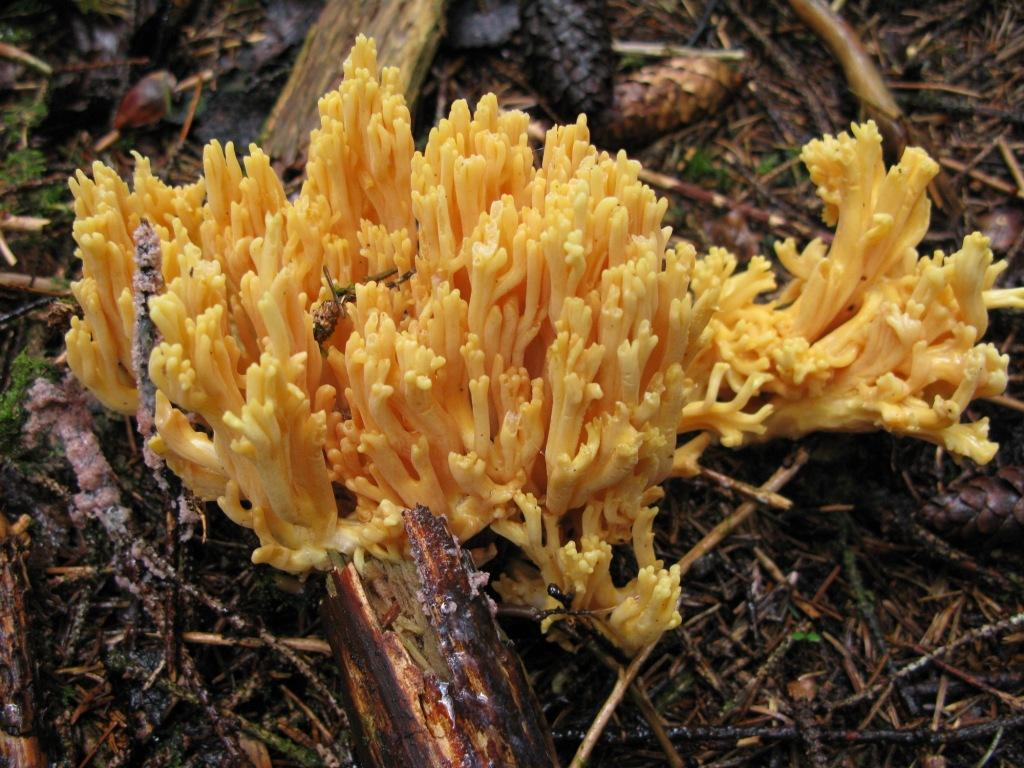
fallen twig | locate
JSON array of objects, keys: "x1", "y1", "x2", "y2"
[
  {"x1": 834, "y1": 611, "x2": 1024, "y2": 710},
  {"x1": 676, "y1": 448, "x2": 810, "y2": 578},
  {"x1": 0, "y1": 228, "x2": 17, "y2": 266},
  {"x1": 996, "y1": 136, "x2": 1024, "y2": 198},
  {"x1": 910, "y1": 644, "x2": 1024, "y2": 711},
  {"x1": 570, "y1": 642, "x2": 657, "y2": 768},
  {"x1": 986, "y1": 394, "x2": 1024, "y2": 413},
  {"x1": 612, "y1": 40, "x2": 746, "y2": 61},
  {"x1": 939, "y1": 156, "x2": 1018, "y2": 196},
  {"x1": 716, "y1": 622, "x2": 807, "y2": 722},
  {"x1": 0, "y1": 215, "x2": 50, "y2": 232},
  {"x1": 699, "y1": 465, "x2": 793, "y2": 510},
  {"x1": 0, "y1": 42, "x2": 52, "y2": 76},
  {"x1": 322, "y1": 507, "x2": 558, "y2": 767},
  {"x1": 0, "y1": 271, "x2": 71, "y2": 295},
  {"x1": 553, "y1": 713, "x2": 1024, "y2": 746},
  {"x1": 179, "y1": 631, "x2": 332, "y2": 655}
]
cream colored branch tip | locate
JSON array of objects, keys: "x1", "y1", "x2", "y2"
[{"x1": 66, "y1": 36, "x2": 1024, "y2": 653}]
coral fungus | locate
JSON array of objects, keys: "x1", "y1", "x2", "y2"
[{"x1": 66, "y1": 37, "x2": 1022, "y2": 652}]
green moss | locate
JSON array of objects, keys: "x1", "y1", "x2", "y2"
[
  {"x1": 2, "y1": 97, "x2": 46, "y2": 131},
  {"x1": 0, "y1": 350, "x2": 57, "y2": 456},
  {"x1": 683, "y1": 147, "x2": 731, "y2": 190},
  {"x1": 756, "y1": 151, "x2": 782, "y2": 176},
  {"x1": 785, "y1": 145, "x2": 808, "y2": 183},
  {"x1": 73, "y1": 0, "x2": 132, "y2": 18},
  {"x1": 0, "y1": 147, "x2": 45, "y2": 187},
  {"x1": 0, "y1": 99, "x2": 58, "y2": 215}
]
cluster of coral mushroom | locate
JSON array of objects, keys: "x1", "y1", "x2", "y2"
[{"x1": 65, "y1": 37, "x2": 1021, "y2": 653}]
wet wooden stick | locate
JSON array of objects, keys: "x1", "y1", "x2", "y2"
[
  {"x1": 0, "y1": 514, "x2": 47, "y2": 768},
  {"x1": 321, "y1": 506, "x2": 558, "y2": 767}
]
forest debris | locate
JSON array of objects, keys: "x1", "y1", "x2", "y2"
[
  {"x1": 920, "y1": 467, "x2": 1024, "y2": 543},
  {"x1": 129, "y1": 222, "x2": 164, "y2": 471},
  {"x1": 834, "y1": 610, "x2": 1024, "y2": 711},
  {"x1": 604, "y1": 55, "x2": 741, "y2": 145},
  {"x1": 787, "y1": 0, "x2": 962, "y2": 215},
  {"x1": 553, "y1": 713, "x2": 1024, "y2": 748},
  {"x1": 238, "y1": 736, "x2": 273, "y2": 768},
  {"x1": 0, "y1": 513, "x2": 47, "y2": 768},
  {"x1": 634, "y1": 163, "x2": 825, "y2": 240},
  {"x1": 939, "y1": 156, "x2": 1018, "y2": 197},
  {"x1": 698, "y1": 464, "x2": 793, "y2": 509},
  {"x1": 113, "y1": 70, "x2": 176, "y2": 130},
  {"x1": 321, "y1": 506, "x2": 558, "y2": 767},
  {"x1": 570, "y1": 643, "x2": 657, "y2": 768},
  {"x1": 676, "y1": 449, "x2": 808, "y2": 577},
  {"x1": 0, "y1": 215, "x2": 50, "y2": 232},
  {"x1": 787, "y1": 0, "x2": 900, "y2": 134},
  {"x1": 725, "y1": 0, "x2": 830, "y2": 135},
  {"x1": 179, "y1": 631, "x2": 331, "y2": 655},
  {"x1": 0, "y1": 229, "x2": 16, "y2": 266},
  {"x1": 0, "y1": 42, "x2": 52, "y2": 76},
  {"x1": 612, "y1": 40, "x2": 746, "y2": 61},
  {"x1": 701, "y1": 210, "x2": 761, "y2": 261},
  {"x1": 0, "y1": 272, "x2": 70, "y2": 295},
  {"x1": 996, "y1": 136, "x2": 1024, "y2": 198},
  {"x1": 22, "y1": 376, "x2": 130, "y2": 528},
  {"x1": 447, "y1": 0, "x2": 520, "y2": 48},
  {"x1": 978, "y1": 208, "x2": 1023, "y2": 254},
  {"x1": 262, "y1": 0, "x2": 449, "y2": 168},
  {"x1": 521, "y1": 0, "x2": 612, "y2": 122}
]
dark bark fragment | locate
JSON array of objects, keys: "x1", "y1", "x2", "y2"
[
  {"x1": 321, "y1": 505, "x2": 559, "y2": 768},
  {"x1": 0, "y1": 516, "x2": 46, "y2": 768}
]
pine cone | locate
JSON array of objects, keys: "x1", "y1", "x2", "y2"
[
  {"x1": 919, "y1": 467, "x2": 1024, "y2": 544},
  {"x1": 520, "y1": 0, "x2": 612, "y2": 122},
  {"x1": 605, "y1": 57, "x2": 741, "y2": 145}
]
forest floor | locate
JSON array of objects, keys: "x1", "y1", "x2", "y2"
[{"x1": 1, "y1": 1, "x2": 1023, "y2": 766}]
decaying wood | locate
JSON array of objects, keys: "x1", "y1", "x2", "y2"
[
  {"x1": 0, "y1": 514, "x2": 46, "y2": 768},
  {"x1": 321, "y1": 505, "x2": 558, "y2": 768},
  {"x1": 261, "y1": 0, "x2": 448, "y2": 169}
]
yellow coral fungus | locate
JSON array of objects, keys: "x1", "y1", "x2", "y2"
[
  {"x1": 66, "y1": 37, "x2": 1023, "y2": 653},
  {"x1": 688, "y1": 122, "x2": 1024, "y2": 466}
]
